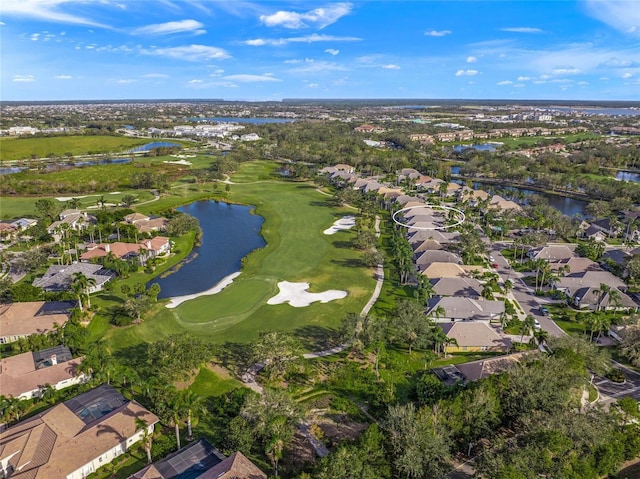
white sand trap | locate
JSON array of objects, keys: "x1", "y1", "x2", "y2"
[
  {"x1": 267, "y1": 281, "x2": 347, "y2": 308},
  {"x1": 323, "y1": 215, "x2": 356, "y2": 235},
  {"x1": 109, "y1": 191, "x2": 121, "y2": 195},
  {"x1": 55, "y1": 194, "x2": 96, "y2": 202},
  {"x1": 165, "y1": 272, "x2": 241, "y2": 309},
  {"x1": 164, "y1": 159, "x2": 193, "y2": 166}
]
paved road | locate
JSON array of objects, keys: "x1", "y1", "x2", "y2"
[
  {"x1": 489, "y1": 244, "x2": 565, "y2": 337},
  {"x1": 595, "y1": 361, "x2": 640, "y2": 405}
]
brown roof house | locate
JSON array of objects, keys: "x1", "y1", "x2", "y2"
[
  {"x1": 130, "y1": 439, "x2": 266, "y2": 479},
  {"x1": 438, "y1": 322, "x2": 512, "y2": 353},
  {"x1": 0, "y1": 384, "x2": 158, "y2": 479},
  {"x1": 0, "y1": 301, "x2": 74, "y2": 344},
  {"x1": 427, "y1": 296, "x2": 505, "y2": 322},
  {"x1": 0, "y1": 345, "x2": 88, "y2": 400}
]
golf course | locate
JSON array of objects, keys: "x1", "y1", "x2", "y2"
[{"x1": 100, "y1": 161, "x2": 376, "y2": 352}]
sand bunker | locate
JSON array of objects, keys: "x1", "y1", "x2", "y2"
[
  {"x1": 267, "y1": 281, "x2": 347, "y2": 307},
  {"x1": 165, "y1": 272, "x2": 240, "y2": 308},
  {"x1": 55, "y1": 194, "x2": 95, "y2": 202},
  {"x1": 323, "y1": 216, "x2": 356, "y2": 235},
  {"x1": 164, "y1": 159, "x2": 193, "y2": 166}
]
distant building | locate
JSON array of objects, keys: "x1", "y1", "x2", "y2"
[{"x1": 0, "y1": 384, "x2": 158, "y2": 479}]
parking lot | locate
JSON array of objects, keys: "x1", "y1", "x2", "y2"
[{"x1": 594, "y1": 362, "x2": 640, "y2": 404}]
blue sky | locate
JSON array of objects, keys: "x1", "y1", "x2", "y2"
[{"x1": 1, "y1": 1, "x2": 639, "y2": 101}]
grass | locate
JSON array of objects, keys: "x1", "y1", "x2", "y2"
[
  {"x1": 98, "y1": 161, "x2": 376, "y2": 355},
  {"x1": 189, "y1": 366, "x2": 243, "y2": 396},
  {"x1": 0, "y1": 135, "x2": 154, "y2": 161}
]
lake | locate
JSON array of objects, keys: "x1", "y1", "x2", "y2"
[
  {"x1": 453, "y1": 143, "x2": 499, "y2": 153},
  {"x1": 616, "y1": 171, "x2": 640, "y2": 182},
  {"x1": 128, "y1": 142, "x2": 183, "y2": 152},
  {"x1": 150, "y1": 200, "x2": 265, "y2": 299}
]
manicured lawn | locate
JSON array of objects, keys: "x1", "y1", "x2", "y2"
[
  {"x1": 0, "y1": 135, "x2": 153, "y2": 161},
  {"x1": 100, "y1": 161, "x2": 377, "y2": 353},
  {"x1": 189, "y1": 366, "x2": 242, "y2": 396}
]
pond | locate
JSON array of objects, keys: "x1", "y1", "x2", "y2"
[
  {"x1": 149, "y1": 200, "x2": 265, "y2": 299},
  {"x1": 616, "y1": 171, "x2": 640, "y2": 182},
  {"x1": 128, "y1": 142, "x2": 183, "y2": 152}
]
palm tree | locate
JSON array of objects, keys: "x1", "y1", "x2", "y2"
[
  {"x1": 534, "y1": 329, "x2": 549, "y2": 346},
  {"x1": 503, "y1": 279, "x2": 514, "y2": 296},
  {"x1": 593, "y1": 283, "x2": 611, "y2": 312},
  {"x1": 135, "y1": 417, "x2": 153, "y2": 464},
  {"x1": 179, "y1": 390, "x2": 205, "y2": 441},
  {"x1": 521, "y1": 315, "x2": 536, "y2": 343},
  {"x1": 481, "y1": 283, "x2": 494, "y2": 300},
  {"x1": 71, "y1": 272, "x2": 96, "y2": 311}
]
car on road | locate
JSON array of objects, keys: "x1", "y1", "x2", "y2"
[
  {"x1": 534, "y1": 319, "x2": 541, "y2": 330},
  {"x1": 492, "y1": 263, "x2": 499, "y2": 269},
  {"x1": 489, "y1": 255, "x2": 495, "y2": 262},
  {"x1": 540, "y1": 306, "x2": 550, "y2": 316}
]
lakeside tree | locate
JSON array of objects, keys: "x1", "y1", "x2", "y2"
[
  {"x1": 167, "y1": 213, "x2": 200, "y2": 236},
  {"x1": 252, "y1": 331, "x2": 302, "y2": 381}
]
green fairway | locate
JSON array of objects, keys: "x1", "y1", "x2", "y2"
[
  {"x1": 0, "y1": 135, "x2": 154, "y2": 161},
  {"x1": 102, "y1": 162, "x2": 376, "y2": 351}
]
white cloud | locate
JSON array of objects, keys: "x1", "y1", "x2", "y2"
[
  {"x1": 243, "y1": 33, "x2": 360, "y2": 46},
  {"x1": 623, "y1": 72, "x2": 633, "y2": 79},
  {"x1": 598, "y1": 58, "x2": 638, "y2": 68},
  {"x1": 552, "y1": 66, "x2": 581, "y2": 75},
  {"x1": 141, "y1": 44, "x2": 230, "y2": 61},
  {"x1": 455, "y1": 69, "x2": 478, "y2": 76},
  {"x1": 584, "y1": 0, "x2": 640, "y2": 36},
  {"x1": 13, "y1": 74, "x2": 35, "y2": 82},
  {"x1": 116, "y1": 79, "x2": 135, "y2": 84},
  {"x1": 307, "y1": 83, "x2": 319, "y2": 88},
  {"x1": 260, "y1": 2, "x2": 352, "y2": 29},
  {"x1": 55, "y1": 74, "x2": 72, "y2": 79},
  {"x1": 501, "y1": 27, "x2": 543, "y2": 33},
  {"x1": 1, "y1": 0, "x2": 109, "y2": 27},
  {"x1": 30, "y1": 33, "x2": 39, "y2": 41},
  {"x1": 289, "y1": 60, "x2": 349, "y2": 73},
  {"x1": 517, "y1": 76, "x2": 531, "y2": 81},
  {"x1": 497, "y1": 80, "x2": 513, "y2": 85},
  {"x1": 188, "y1": 79, "x2": 203, "y2": 83},
  {"x1": 382, "y1": 64, "x2": 400, "y2": 70},
  {"x1": 466, "y1": 56, "x2": 477, "y2": 63},
  {"x1": 325, "y1": 48, "x2": 339, "y2": 56},
  {"x1": 425, "y1": 29, "x2": 451, "y2": 37},
  {"x1": 133, "y1": 19, "x2": 205, "y2": 36},
  {"x1": 143, "y1": 73, "x2": 169, "y2": 78},
  {"x1": 222, "y1": 74, "x2": 282, "y2": 82}
]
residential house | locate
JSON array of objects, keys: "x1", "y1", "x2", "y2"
[
  {"x1": 429, "y1": 277, "x2": 484, "y2": 298},
  {"x1": 438, "y1": 322, "x2": 512, "y2": 353},
  {"x1": 129, "y1": 439, "x2": 266, "y2": 479},
  {"x1": 427, "y1": 296, "x2": 505, "y2": 322},
  {"x1": 421, "y1": 262, "x2": 482, "y2": 279},
  {"x1": 435, "y1": 352, "x2": 530, "y2": 384},
  {"x1": 0, "y1": 345, "x2": 88, "y2": 400},
  {"x1": 0, "y1": 301, "x2": 73, "y2": 344},
  {"x1": 48, "y1": 210, "x2": 97, "y2": 239},
  {"x1": 33, "y1": 263, "x2": 115, "y2": 292},
  {"x1": 415, "y1": 251, "x2": 462, "y2": 272},
  {"x1": 408, "y1": 230, "x2": 460, "y2": 247},
  {"x1": 572, "y1": 286, "x2": 637, "y2": 312},
  {"x1": 11, "y1": 218, "x2": 38, "y2": 230},
  {"x1": 528, "y1": 245, "x2": 575, "y2": 262},
  {"x1": 80, "y1": 237, "x2": 170, "y2": 262},
  {"x1": 123, "y1": 213, "x2": 168, "y2": 234},
  {"x1": 488, "y1": 195, "x2": 522, "y2": 212},
  {"x1": 0, "y1": 384, "x2": 159, "y2": 479},
  {"x1": 0, "y1": 222, "x2": 18, "y2": 241},
  {"x1": 582, "y1": 218, "x2": 622, "y2": 240},
  {"x1": 413, "y1": 239, "x2": 444, "y2": 253}
]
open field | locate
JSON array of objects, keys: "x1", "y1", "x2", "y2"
[
  {"x1": 99, "y1": 161, "x2": 376, "y2": 352},
  {"x1": 0, "y1": 135, "x2": 154, "y2": 161}
]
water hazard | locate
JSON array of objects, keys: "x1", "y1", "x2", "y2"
[{"x1": 150, "y1": 200, "x2": 265, "y2": 299}]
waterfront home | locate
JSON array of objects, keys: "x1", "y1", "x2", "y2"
[
  {"x1": 0, "y1": 384, "x2": 158, "y2": 479},
  {"x1": 528, "y1": 245, "x2": 575, "y2": 262}
]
